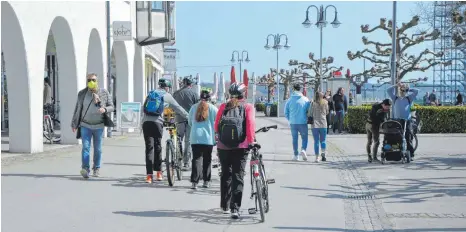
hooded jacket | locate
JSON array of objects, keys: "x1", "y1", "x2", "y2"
[{"x1": 284, "y1": 91, "x2": 310, "y2": 124}]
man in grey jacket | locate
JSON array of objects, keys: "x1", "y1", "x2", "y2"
[
  {"x1": 173, "y1": 77, "x2": 199, "y2": 169},
  {"x1": 71, "y1": 73, "x2": 114, "y2": 179},
  {"x1": 141, "y1": 79, "x2": 189, "y2": 183}
]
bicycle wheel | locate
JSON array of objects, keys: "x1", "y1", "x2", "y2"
[
  {"x1": 166, "y1": 140, "x2": 176, "y2": 187},
  {"x1": 255, "y1": 179, "x2": 266, "y2": 222},
  {"x1": 175, "y1": 148, "x2": 182, "y2": 181},
  {"x1": 259, "y1": 162, "x2": 270, "y2": 213},
  {"x1": 43, "y1": 117, "x2": 53, "y2": 143},
  {"x1": 412, "y1": 133, "x2": 418, "y2": 152}
]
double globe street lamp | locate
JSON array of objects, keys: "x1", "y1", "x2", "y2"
[
  {"x1": 231, "y1": 50, "x2": 250, "y2": 82},
  {"x1": 302, "y1": 4, "x2": 341, "y2": 91},
  {"x1": 264, "y1": 34, "x2": 290, "y2": 118}
]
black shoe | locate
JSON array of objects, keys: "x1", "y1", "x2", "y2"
[
  {"x1": 231, "y1": 209, "x2": 240, "y2": 219},
  {"x1": 321, "y1": 155, "x2": 327, "y2": 162},
  {"x1": 368, "y1": 155, "x2": 373, "y2": 163},
  {"x1": 373, "y1": 157, "x2": 380, "y2": 162}
]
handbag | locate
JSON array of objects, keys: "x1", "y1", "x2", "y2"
[
  {"x1": 307, "y1": 101, "x2": 314, "y2": 125},
  {"x1": 103, "y1": 112, "x2": 115, "y2": 127},
  {"x1": 76, "y1": 99, "x2": 93, "y2": 139}
]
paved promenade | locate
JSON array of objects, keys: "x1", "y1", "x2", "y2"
[{"x1": 2, "y1": 117, "x2": 466, "y2": 232}]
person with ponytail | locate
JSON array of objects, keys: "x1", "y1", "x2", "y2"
[
  {"x1": 311, "y1": 91, "x2": 329, "y2": 163},
  {"x1": 188, "y1": 89, "x2": 218, "y2": 189}
]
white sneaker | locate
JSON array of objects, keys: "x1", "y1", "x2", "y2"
[
  {"x1": 315, "y1": 155, "x2": 320, "y2": 163},
  {"x1": 292, "y1": 156, "x2": 299, "y2": 161},
  {"x1": 300, "y1": 150, "x2": 308, "y2": 161}
]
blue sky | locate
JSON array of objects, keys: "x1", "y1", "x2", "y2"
[{"x1": 174, "y1": 1, "x2": 430, "y2": 84}]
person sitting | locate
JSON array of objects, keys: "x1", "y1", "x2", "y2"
[
  {"x1": 386, "y1": 83, "x2": 419, "y2": 158},
  {"x1": 365, "y1": 99, "x2": 391, "y2": 163}
]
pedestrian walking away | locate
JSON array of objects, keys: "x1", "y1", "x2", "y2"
[
  {"x1": 325, "y1": 90, "x2": 334, "y2": 134},
  {"x1": 141, "y1": 79, "x2": 189, "y2": 183},
  {"x1": 215, "y1": 82, "x2": 256, "y2": 219},
  {"x1": 366, "y1": 99, "x2": 391, "y2": 163},
  {"x1": 188, "y1": 89, "x2": 218, "y2": 189},
  {"x1": 332, "y1": 87, "x2": 348, "y2": 134},
  {"x1": 71, "y1": 73, "x2": 114, "y2": 179},
  {"x1": 386, "y1": 83, "x2": 419, "y2": 159},
  {"x1": 173, "y1": 77, "x2": 200, "y2": 170},
  {"x1": 310, "y1": 91, "x2": 329, "y2": 162},
  {"x1": 284, "y1": 83, "x2": 310, "y2": 161}
]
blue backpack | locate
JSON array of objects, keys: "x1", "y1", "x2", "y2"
[{"x1": 144, "y1": 90, "x2": 164, "y2": 116}]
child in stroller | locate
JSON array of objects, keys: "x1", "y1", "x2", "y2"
[{"x1": 379, "y1": 119, "x2": 412, "y2": 164}]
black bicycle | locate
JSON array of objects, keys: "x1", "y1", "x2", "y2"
[{"x1": 248, "y1": 125, "x2": 277, "y2": 223}]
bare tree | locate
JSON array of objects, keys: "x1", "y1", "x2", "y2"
[
  {"x1": 289, "y1": 52, "x2": 343, "y2": 100},
  {"x1": 347, "y1": 16, "x2": 452, "y2": 84},
  {"x1": 270, "y1": 68, "x2": 308, "y2": 100},
  {"x1": 258, "y1": 73, "x2": 276, "y2": 102}
]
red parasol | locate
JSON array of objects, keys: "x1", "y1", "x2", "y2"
[
  {"x1": 230, "y1": 66, "x2": 236, "y2": 84},
  {"x1": 243, "y1": 69, "x2": 248, "y2": 99}
]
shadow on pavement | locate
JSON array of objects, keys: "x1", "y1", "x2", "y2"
[
  {"x1": 281, "y1": 176, "x2": 466, "y2": 203},
  {"x1": 272, "y1": 226, "x2": 466, "y2": 231},
  {"x1": 113, "y1": 208, "x2": 261, "y2": 225}
]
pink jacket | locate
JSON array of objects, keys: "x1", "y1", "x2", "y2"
[{"x1": 214, "y1": 101, "x2": 255, "y2": 150}]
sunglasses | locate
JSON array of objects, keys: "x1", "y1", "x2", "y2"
[{"x1": 87, "y1": 79, "x2": 97, "y2": 82}]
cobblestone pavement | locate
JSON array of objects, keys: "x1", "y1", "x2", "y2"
[{"x1": 2, "y1": 116, "x2": 465, "y2": 232}]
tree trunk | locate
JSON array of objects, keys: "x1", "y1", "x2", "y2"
[{"x1": 283, "y1": 80, "x2": 290, "y2": 101}]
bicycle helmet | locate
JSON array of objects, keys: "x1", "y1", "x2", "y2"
[
  {"x1": 158, "y1": 79, "x2": 172, "y2": 88},
  {"x1": 182, "y1": 77, "x2": 193, "y2": 86},
  {"x1": 200, "y1": 87, "x2": 212, "y2": 100},
  {"x1": 229, "y1": 82, "x2": 247, "y2": 99}
]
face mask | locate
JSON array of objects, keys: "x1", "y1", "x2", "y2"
[{"x1": 87, "y1": 80, "x2": 98, "y2": 89}]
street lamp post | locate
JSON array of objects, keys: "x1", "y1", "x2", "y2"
[
  {"x1": 264, "y1": 34, "x2": 291, "y2": 118},
  {"x1": 302, "y1": 4, "x2": 341, "y2": 92},
  {"x1": 231, "y1": 50, "x2": 250, "y2": 82}
]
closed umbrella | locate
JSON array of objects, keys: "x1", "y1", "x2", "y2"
[
  {"x1": 243, "y1": 69, "x2": 248, "y2": 99},
  {"x1": 230, "y1": 66, "x2": 236, "y2": 84}
]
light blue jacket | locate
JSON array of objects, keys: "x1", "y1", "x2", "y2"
[
  {"x1": 387, "y1": 85, "x2": 419, "y2": 120},
  {"x1": 188, "y1": 102, "x2": 218, "y2": 146},
  {"x1": 284, "y1": 91, "x2": 310, "y2": 125}
]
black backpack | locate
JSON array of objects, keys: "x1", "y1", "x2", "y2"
[{"x1": 218, "y1": 103, "x2": 246, "y2": 148}]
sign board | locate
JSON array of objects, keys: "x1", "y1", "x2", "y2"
[
  {"x1": 113, "y1": 21, "x2": 132, "y2": 41},
  {"x1": 163, "y1": 48, "x2": 177, "y2": 72},
  {"x1": 119, "y1": 102, "x2": 141, "y2": 129}
]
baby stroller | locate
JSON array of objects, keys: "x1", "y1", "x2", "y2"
[{"x1": 379, "y1": 119, "x2": 412, "y2": 164}]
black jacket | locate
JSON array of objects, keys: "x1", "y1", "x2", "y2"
[
  {"x1": 173, "y1": 86, "x2": 199, "y2": 120},
  {"x1": 332, "y1": 94, "x2": 348, "y2": 112},
  {"x1": 367, "y1": 103, "x2": 388, "y2": 127}
]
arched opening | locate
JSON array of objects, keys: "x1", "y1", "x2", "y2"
[
  {"x1": 86, "y1": 29, "x2": 104, "y2": 85},
  {"x1": 1, "y1": 2, "x2": 35, "y2": 153},
  {"x1": 47, "y1": 16, "x2": 78, "y2": 145},
  {"x1": 133, "y1": 45, "x2": 144, "y2": 103},
  {"x1": 110, "y1": 41, "x2": 128, "y2": 130}
]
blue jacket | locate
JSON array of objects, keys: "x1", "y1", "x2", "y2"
[
  {"x1": 387, "y1": 85, "x2": 419, "y2": 120},
  {"x1": 188, "y1": 102, "x2": 219, "y2": 145},
  {"x1": 284, "y1": 91, "x2": 310, "y2": 125}
]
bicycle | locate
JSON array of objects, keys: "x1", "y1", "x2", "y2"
[
  {"x1": 247, "y1": 125, "x2": 277, "y2": 223},
  {"x1": 43, "y1": 104, "x2": 61, "y2": 144},
  {"x1": 410, "y1": 111, "x2": 421, "y2": 152},
  {"x1": 162, "y1": 108, "x2": 184, "y2": 187}
]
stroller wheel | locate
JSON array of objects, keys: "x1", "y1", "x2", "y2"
[
  {"x1": 406, "y1": 151, "x2": 411, "y2": 163},
  {"x1": 381, "y1": 158, "x2": 386, "y2": 165}
]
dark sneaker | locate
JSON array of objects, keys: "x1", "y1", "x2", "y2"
[
  {"x1": 221, "y1": 208, "x2": 229, "y2": 214},
  {"x1": 231, "y1": 209, "x2": 240, "y2": 219},
  {"x1": 93, "y1": 168, "x2": 100, "y2": 177},
  {"x1": 191, "y1": 183, "x2": 197, "y2": 190},
  {"x1": 368, "y1": 155, "x2": 373, "y2": 163},
  {"x1": 80, "y1": 169, "x2": 90, "y2": 179},
  {"x1": 321, "y1": 153, "x2": 327, "y2": 162},
  {"x1": 373, "y1": 157, "x2": 380, "y2": 162}
]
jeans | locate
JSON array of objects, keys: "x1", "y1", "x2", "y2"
[
  {"x1": 335, "y1": 110, "x2": 345, "y2": 133},
  {"x1": 218, "y1": 148, "x2": 248, "y2": 211},
  {"x1": 176, "y1": 122, "x2": 192, "y2": 165},
  {"x1": 81, "y1": 126, "x2": 104, "y2": 170},
  {"x1": 290, "y1": 124, "x2": 308, "y2": 156},
  {"x1": 365, "y1": 122, "x2": 380, "y2": 157},
  {"x1": 191, "y1": 144, "x2": 213, "y2": 183},
  {"x1": 311, "y1": 128, "x2": 327, "y2": 155},
  {"x1": 142, "y1": 121, "x2": 164, "y2": 174}
]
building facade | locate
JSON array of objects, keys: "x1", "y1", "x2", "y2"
[{"x1": 1, "y1": 1, "x2": 175, "y2": 153}]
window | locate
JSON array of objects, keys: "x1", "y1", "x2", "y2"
[
  {"x1": 136, "y1": 1, "x2": 149, "y2": 10},
  {"x1": 151, "y1": 1, "x2": 164, "y2": 12}
]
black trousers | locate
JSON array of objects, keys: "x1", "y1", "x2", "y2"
[
  {"x1": 142, "y1": 121, "x2": 163, "y2": 174},
  {"x1": 218, "y1": 148, "x2": 249, "y2": 211},
  {"x1": 190, "y1": 144, "x2": 214, "y2": 183},
  {"x1": 404, "y1": 120, "x2": 415, "y2": 155}
]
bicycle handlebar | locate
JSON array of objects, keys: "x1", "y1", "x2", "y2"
[{"x1": 255, "y1": 125, "x2": 278, "y2": 134}]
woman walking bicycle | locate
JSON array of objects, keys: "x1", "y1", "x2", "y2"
[
  {"x1": 188, "y1": 89, "x2": 218, "y2": 189},
  {"x1": 215, "y1": 82, "x2": 256, "y2": 219}
]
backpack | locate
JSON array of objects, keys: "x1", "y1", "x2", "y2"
[
  {"x1": 218, "y1": 103, "x2": 247, "y2": 148},
  {"x1": 144, "y1": 90, "x2": 164, "y2": 116}
]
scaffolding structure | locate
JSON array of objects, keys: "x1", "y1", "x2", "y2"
[{"x1": 433, "y1": 1, "x2": 466, "y2": 103}]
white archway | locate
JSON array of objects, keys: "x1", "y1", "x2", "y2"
[
  {"x1": 133, "y1": 44, "x2": 144, "y2": 104},
  {"x1": 86, "y1": 28, "x2": 104, "y2": 85},
  {"x1": 112, "y1": 41, "x2": 129, "y2": 124},
  {"x1": 1, "y1": 1, "x2": 35, "y2": 153},
  {"x1": 48, "y1": 16, "x2": 79, "y2": 145}
]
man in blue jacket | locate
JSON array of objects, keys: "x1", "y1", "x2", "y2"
[
  {"x1": 285, "y1": 84, "x2": 310, "y2": 161},
  {"x1": 387, "y1": 82, "x2": 419, "y2": 158}
]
